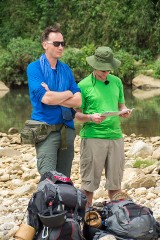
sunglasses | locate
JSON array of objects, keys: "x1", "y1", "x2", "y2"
[
  {"x1": 46, "y1": 41, "x2": 65, "y2": 47},
  {"x1": 100, "y1": 70, "x2": 110, "y2": 73}
]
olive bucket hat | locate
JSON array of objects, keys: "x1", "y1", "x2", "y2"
[{"x1": 86, "y1": 46, "x2": 121, "y2": 71}]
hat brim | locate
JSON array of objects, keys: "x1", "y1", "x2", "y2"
[{"x1": 86, "y1": 55, "x2": 121, "y2": 71}]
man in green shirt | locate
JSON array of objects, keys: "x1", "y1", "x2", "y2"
[{"x1": 75, "y1": 46, "x2": 132, "y2": 207}]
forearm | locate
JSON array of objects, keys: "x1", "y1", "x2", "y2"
[
  {"x1": 41, "y1": 90, "x2": 73, "y2": 105},
  {"x1": 118, "y1": 103, "x2": 128, "y2": 111},
  {"x1": 75, "y1": 111, "x2": 91, "y2": 122},
  {"x1": 75, "y1": 110, "x2": 107, "y2": 124},
  {"x1": 118, "y1": 103, "x2": 132, "y2": 118},
  {"x1": 60, "y1": 92, "x2": 82, "y2": 108}
]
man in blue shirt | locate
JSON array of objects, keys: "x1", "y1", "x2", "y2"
[{"x1": 27, "y1": 24, "x2": 81, "y2": 177}]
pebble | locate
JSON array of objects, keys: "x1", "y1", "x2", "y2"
[{"x1": 0, "y1": 133, "x2": 160, "y2": 239}]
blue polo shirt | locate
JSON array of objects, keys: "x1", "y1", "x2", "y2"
[{"x1": 27, "y1": 59, "x2": 80, "y2": 128}]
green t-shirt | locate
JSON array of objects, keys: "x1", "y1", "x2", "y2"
[{"x1": 78, "y1": 73, "x2": 125, "y2": 139}]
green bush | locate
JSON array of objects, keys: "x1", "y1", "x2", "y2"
[
  {"x1": 61, "y1": 44, "x2": 95, "y2": 82},
  {"x1": 136, "y1": 49, "x2": 153, "y2": 62},
  {"x1": 0, "y1": 40, "x2": 149, "y2": 87},
  {"x1": 0, "y1": 37, "x2": 42, "y2": 86},
  {"x1": 0, "y1": 40, "x2": 95, "y2": 86},
  {"x1": 153, "y1": 60, "x2": 160, "y2": 79},
  {"x1": 114, "y1": 49, "x2": 137, "y2": 85}
]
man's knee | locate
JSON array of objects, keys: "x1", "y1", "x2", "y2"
[{"x1": 37, "y1": 152, "x2": 57, "y2": 175}]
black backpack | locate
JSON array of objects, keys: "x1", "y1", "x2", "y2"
[{"x1": 27, "y1": 171, "x2": 87, "y2": 240}]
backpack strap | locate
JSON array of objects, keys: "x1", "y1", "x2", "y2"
[
  {"x1": 109, "y1": 199, "x2": 134, "y2": 208},
  {"x1": 73, "y1": 189, "x2": 82, "y2": 221},
  {"x1": 55, "y1": 185, "x2": 65, "y2": 211},
  {"x1": 92, "y1": 232, "x2": 100, "y2": 240},
  {"x1": 77, "y1": 189, "x2": 82, "y2": 207},
  {"x1": 105, "y1": 199, "x2": 134, "y2": 217},
  {"x1": 92, "y1": 231, "x2": 107, "y2": 240},
  {"x1": 40, "y1": 171, "x2": 73, "y2": 185},
  {"x1": 53, "y1": 174, "x2": 72, "y2": 184},
  {"x1": 56, "y1": 185, "x2": 63, "y2": 202}
]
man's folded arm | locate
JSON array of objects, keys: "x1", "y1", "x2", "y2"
[
  {"x1": 60, "y1": 92, "x2": 82, "y2": 108},
  {"x1": 41, "y1": 90, "x2": 73, "y2": 105}
]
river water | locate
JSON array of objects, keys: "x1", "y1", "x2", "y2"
[{"x1": 0, "y1": 87, "x2": 160, "y2": 137}]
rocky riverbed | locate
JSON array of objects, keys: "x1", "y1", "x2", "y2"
[{"x1": 0, "y1": 132, "x2": 160, "y2": 240}]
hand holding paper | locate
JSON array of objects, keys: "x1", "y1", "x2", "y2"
[
  {"x1": 101, "y1": 108, "x2": 134, "y2": 117},
  {"x1": 119, "y1": 108, "x2": 134, "y2": 118}
]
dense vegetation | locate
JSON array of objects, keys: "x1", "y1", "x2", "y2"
[{"x1": 0, "y1": 0, "x2": 160, "y2": 87}]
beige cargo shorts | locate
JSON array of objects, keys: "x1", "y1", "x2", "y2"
[{"x1": 80, "y1": 138, "x2": 125, "y2": 192}]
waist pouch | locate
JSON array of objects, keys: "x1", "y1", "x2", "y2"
[{"x1": 20, "y1": 120, "x2": 63, "y2": 145}]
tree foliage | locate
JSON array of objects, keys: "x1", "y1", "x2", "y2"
[
  {"x1": 1, "y1": 0, "x2": 160, "y2": 53},
  {"x1": 0, "y1": 38, "x2": 42, "y2": 86},
  {"x1": 0, "y1": 0, "x2": 160, "y2": 85}
]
